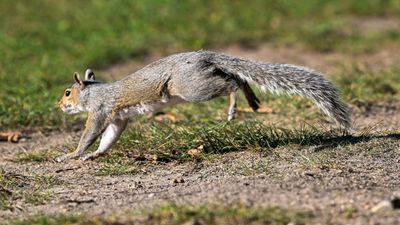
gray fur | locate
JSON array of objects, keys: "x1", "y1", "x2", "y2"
[
  {"x1": 128, "y1": 50, "x2": 351, "y2": 129},
  {"x1": 204, "y1": 51, "x2": 351, "y2": 129}
]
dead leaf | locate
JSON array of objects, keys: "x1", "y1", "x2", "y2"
[
  {"x1": 154, "y1": 112, "x2": 177, "y2": 122},
  {"x1": 173, "y1": 177, "x2": 185, "y2": 184},
  {"x1": 256, "y1": 106, "x2": 274, "y2": 113},
  {"x1": 0, "y1": 131, "x2": 22, "y2": 143},
  {"x1": 144, "y1": 154, "x2": 158, "y2": 162},
  {"x1": 187, "y1": 145, "x2": 204, "y2": 156},
  {"x1": 236, "y1": 107, "x2": 253, "y2": 113},
  {"x1": 237, "y1": 106, "x2": 273, "y2": 113}
]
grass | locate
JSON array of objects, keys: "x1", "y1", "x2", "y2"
[
  {"x1": 86, "y1": 119, "x2": 400, "y2": 176},
  {"x1": 343, "y1": 207, "x2": 358, "y2": 219},
  {"x1": 0, "y1": 169, "x2": 60, "y2": 210},
  {"x1": 1, "y1": 0, "x2": 400, "y2": 128},
  {"x1": 75, "y1": 117, "x2": 344, "y2": 176},
  {"x1": 3, "y1": 203, "x2": 312, "y2": 225},
  {"x1": 90, "y1": 121, "x2": 331, "y2": 176},
  {"x1": 336, "y1": 68, "x2": 400, "y2": 103},
  {"x1": 92, "y1": 163, "x2": 138, "y2": 176},
  {"x1": 117, "y1": 122, "x2": 329, "y2": 157},
  {"x1": 92, "y1": 122, "x2": 329, "y2": 166},
  {"x1": 15, "y1": 150, "x2": 59, "y2": 163}
]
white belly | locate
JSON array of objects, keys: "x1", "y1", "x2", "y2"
[{"x1": 117, "y1": 96, "x2": 184, "y2": 120}]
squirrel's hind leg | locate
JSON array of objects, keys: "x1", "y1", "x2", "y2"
[
  {"x1": 227, "y1": 92, "x2": 237, "y2": 121},
  {"x1": 80, "y1": 118, "x2": 128, "y2": 161},
  {"x1": 239, "y1": 82, "x2": 260, "y2": 112}
]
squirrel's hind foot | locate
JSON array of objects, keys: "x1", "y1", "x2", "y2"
[
  {"x1": 80, "y1": 152, "x2": 105, "y2": 161},
  {"x1": 55, "y1": 152, "x2": 79, "y2": 162}
]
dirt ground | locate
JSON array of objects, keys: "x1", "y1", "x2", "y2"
[{"x1": 1, "y1": 44, "x2": 400, "y2": 224}]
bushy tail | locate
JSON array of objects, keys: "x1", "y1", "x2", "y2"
[{"x1": 209, "y1": 52, "x2": 351, "y2": 130}]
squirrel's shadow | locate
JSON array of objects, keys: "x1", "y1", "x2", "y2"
[
  {"x1": 201, "y1": 123, "x2": 400, "y2": 153},
  {"x1": 204, "y1": 131, "x2": 400, "y2": 154},
  {"x1": 295, "y1": 133, "x2": 400, "y2": 152}
]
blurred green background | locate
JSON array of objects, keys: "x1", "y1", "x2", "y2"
[{"x1": 0, "y1": 0, "x2": 399, "y2": 128}]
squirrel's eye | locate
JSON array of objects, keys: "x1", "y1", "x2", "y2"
[{"x1": 65, "y1": 90, "x2": 71, "y2": 97}]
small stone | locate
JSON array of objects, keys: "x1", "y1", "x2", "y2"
[
  {"x1": 371, "y1": 200, "x2": 392, "y2": 213},
  {"x1": 371, "y1": 197, "x2": 400, "y2": 213},
  {"x1": 148, "y1": 193, "x2": 155, "y2": 198},
  {"x1": 303, "y1": 171, "x2": 316, "y2": 177},
  {"x1": 173, "y1": 177, "x2": 185, "y2": 184},
  {"x1": 134, "y1": 181, "x2": 143, "y2": 188}
]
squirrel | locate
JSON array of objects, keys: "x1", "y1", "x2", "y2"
[{"x1": 56, "y1": 50, "x2": 351, "y2": 162}]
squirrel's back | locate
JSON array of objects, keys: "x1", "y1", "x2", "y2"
[
  {"x1": 119, "y1": 51, "x2": 238, "y2": 102},
  {"x1": 113, "y1": 50, "x2": 350, "y2": 129},
  {"x1": 138, "y1": 50, "x2": 350, "y2": 129}
]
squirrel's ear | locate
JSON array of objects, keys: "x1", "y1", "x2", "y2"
[
  {"x1": 73, "y1": 72, "x2": 84, "y2": 88},
  {"x1": 84, "y1": 69, "x2": 95, "y2": 81}
]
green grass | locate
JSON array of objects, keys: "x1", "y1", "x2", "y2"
[
  {"x1": 88, "y1": 119, "x2": 399, "y2": 176},
  {"x1": 96, "y1": 122, "x2": 330, "y2": 164},
  {"x1": 16, "y1": 150, "x2": 59, "y2": 163},
  {"x1": 336, "y1": 68, "x2": 400, "y2": 103},
  {"x1": 1, "y1": 0, "x2": 400, "y2": 128},
  {"x1": 92, "y1": 163, "x2": 138, "y2": 176},
  {"x1": 89, "y1": 121, "x2": 352, "y2": 176},
  {"x1": 3, "y1": 203, "x2": 312, "y2": 225},
  {"x1": 119, "y1": 122, "x2": 330, "y2": 156},
  {"x1": 0, "y1": 169, "x2": 60, "y2": 210},
  {"x1": 343, "y1": 207, "x2": 358, "y2": 219}
]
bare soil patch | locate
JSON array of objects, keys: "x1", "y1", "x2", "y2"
[{"x1": 1, "y1": 128, "x2": 399, "y2": 224}]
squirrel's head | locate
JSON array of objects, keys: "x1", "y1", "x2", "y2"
[{"x1": 58, "y1": 69, "x2": 96, "y2": 114}]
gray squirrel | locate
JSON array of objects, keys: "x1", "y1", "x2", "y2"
[{"x1": 56, "y1": 50, "x2": 351, "y2": 162}]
